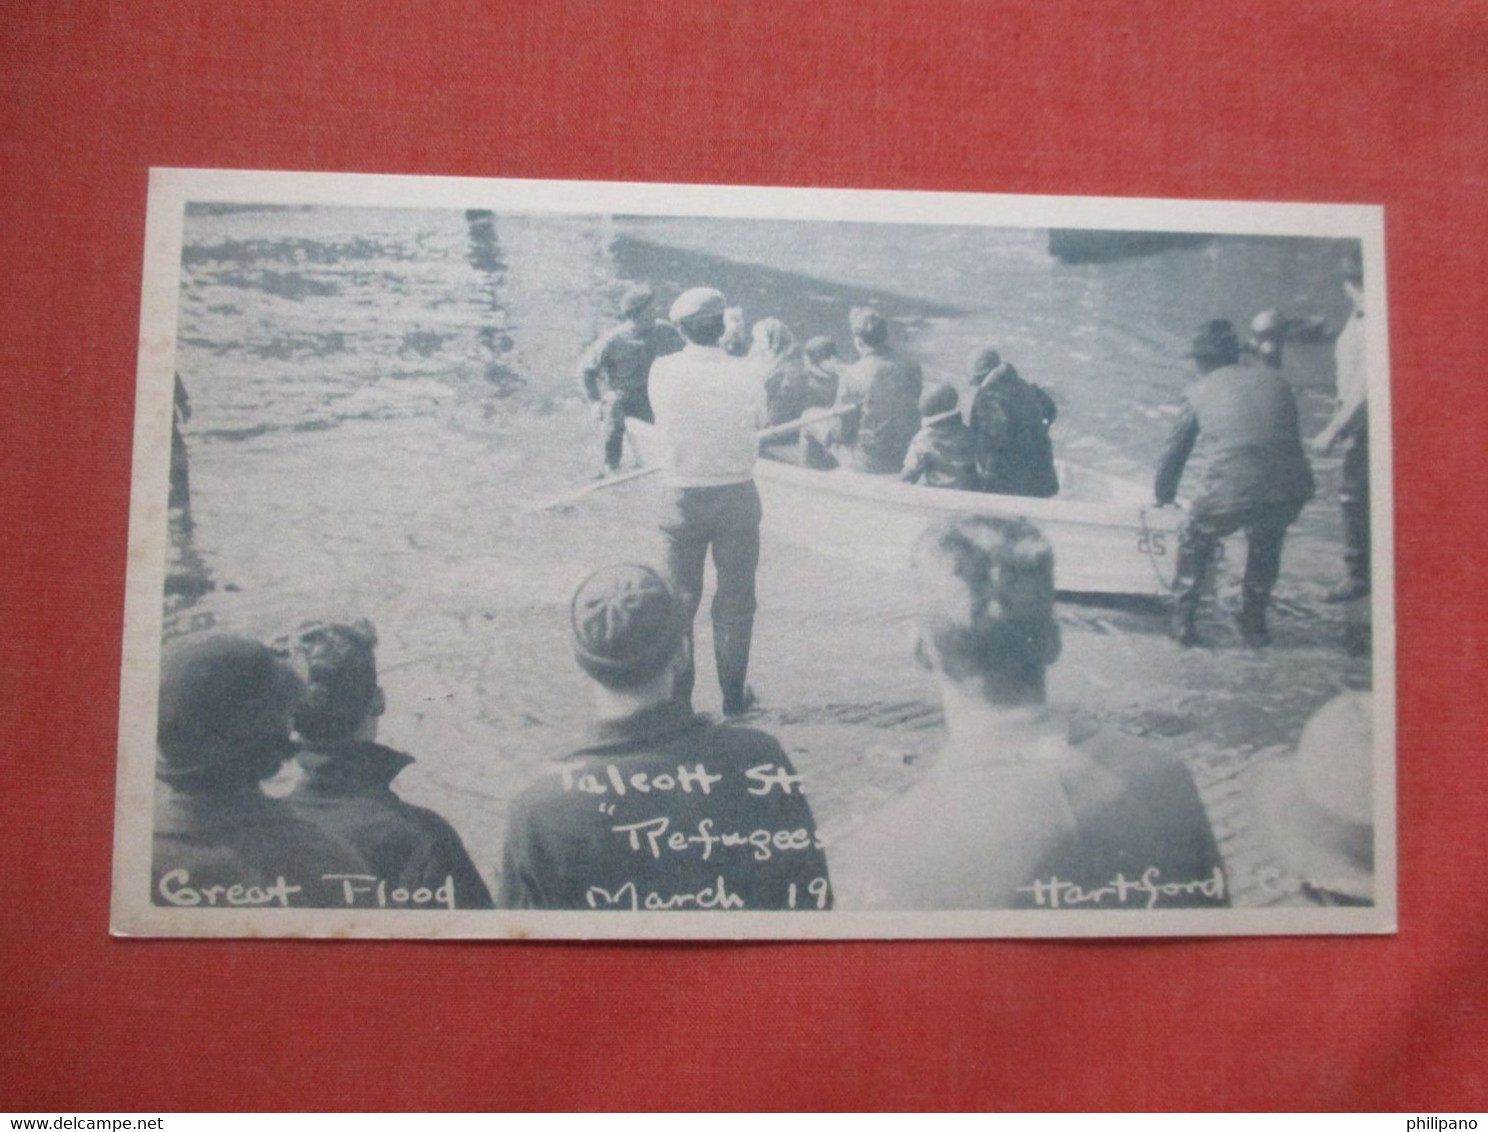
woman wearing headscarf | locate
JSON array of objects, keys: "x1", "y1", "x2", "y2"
[{"x1": 749, "y1": 317, "x2": 810, "y2": 438}]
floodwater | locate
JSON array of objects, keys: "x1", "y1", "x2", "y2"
[{"x1": 164, "y1": 203, "x2": 1372, "y2": 908}]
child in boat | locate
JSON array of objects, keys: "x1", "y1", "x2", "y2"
[{"x1": 900, "y1": 383, "x2": 976, "y2": 490}]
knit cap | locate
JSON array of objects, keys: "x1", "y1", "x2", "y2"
[{"x1": 570, "y1": 564, "x2": 685, "y2": 684}]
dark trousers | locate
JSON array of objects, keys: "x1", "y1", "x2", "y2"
[
  {"x1": 1340, "y1": 420, "x2": 1370, "y2": 583},
  {"x1": 1173, "y1": 499, "x2": 1304, "y2": 620},
  {"x1": 600, "y1": 388, "x2": 654, "y2": 470},
  {"x1": 661, "y1": 481, "x2": 762, "y2": 709}
]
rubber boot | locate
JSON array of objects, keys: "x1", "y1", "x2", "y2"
[
  {"x1": 1170, "y1": 604, "x2": 1200, "y2": 648},
  {"x1": 1169, "y1": 530, "x2": 1212, "y2": 647},
  {"x1": 1236, "y1": 591, "x2": 1270, "y2": 648},
  {"x1": 715, "y1": 621, "x2": 756, "y2": 716}
]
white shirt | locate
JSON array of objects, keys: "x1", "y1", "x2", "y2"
[
  {"x1": 1317, "y1": 308, "x2": 1367, "y2": 448},
  {"x1": 649, "y1": 343, "x2": 767, "y2": 487},
  {"x1": 1334, "y1": 309, "x2": 1367, "y2": 415}
]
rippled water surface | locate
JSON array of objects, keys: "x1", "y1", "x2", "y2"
[{"x1": 179, "y1": 204, "x2": 1356, "y2": 471}]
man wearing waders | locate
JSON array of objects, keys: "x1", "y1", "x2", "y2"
[{"x1": 1155, "y1": 320, "x2": 1315, "y2": 648}]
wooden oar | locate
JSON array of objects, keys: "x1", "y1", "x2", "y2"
[
  {"x1": 521, "y1": 464, "x2": 665, "y2": 513},
  {"x1": 524, "y1": 403, "x2": 856, "y2": 513},
  {"x1": 755, "y1": 402, "x2": 855, "y2": 443}
]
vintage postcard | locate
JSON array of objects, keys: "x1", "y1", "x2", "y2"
[{"x1": 111, "y1": 169, "x2": 1395, "y2": 939}]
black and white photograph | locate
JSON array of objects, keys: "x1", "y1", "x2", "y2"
[{"x1": 111, "y1": 169, "x2": 1395, "y2": 938}]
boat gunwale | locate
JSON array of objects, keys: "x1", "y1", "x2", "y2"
[{"x1": 753, "y1": 453, "x2": 1185, "y2": 534}]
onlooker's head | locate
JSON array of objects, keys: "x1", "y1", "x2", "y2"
[
  {"x1": 669, "y1": 287, "x2": 728, "y2": 347},
  {"x1": 156, "y1": 634, "x2": 303, "y2": 792},
  {"x1": 619, "y1": 283, "x2": 654, "y2": 320},
  {"x1": 1251, "y1": 691, "x2": 1374, "y2": 905},
  {"x1": 849, "y1": 307, "x2": 889, "y2": 350},
  {"x1": 278, "y1": 619, "x2": 384, "y2": 745},
  {"x1": 969, "y1": 345, "x2": 1003, "y2": 385},
  {"x1": 1186, "y1": 319, "x2": 1241, "y2": 371},
  {"x1": 911, "y1": 516, "x2": 1061, "y2": 706},
  {"x1": 750, "y1": 317, "x2": 797, "y2": 363},
  {"x1": 570, "y1": 564, "x2": 686, "y2": 693},
  {"x1": 918, "y1": 382, "x2": 959, "y2": 420},
  {"x1": 803, "y1": 336, "x2": 839, "y2": 365}
]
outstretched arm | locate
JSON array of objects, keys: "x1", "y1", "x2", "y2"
[{"x1": 1154, "y1": 404, "x2": 1199, "y2": 505}]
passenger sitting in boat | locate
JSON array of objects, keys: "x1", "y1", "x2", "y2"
[
  {"x1": 967, "y1": 346, "x2": 1059, "y2": 498},
  {"x1": 801, "y1": 336, "x2": 842, "y2": 409},
  {"x1": 799, "y1": 336, "x2": 842, "y2": 470},
  {"x1": 749, "y1": 318, "x2": 810, "y2": 440},
  {"x1": 828, "y1": 515, "x2": 1228, "y2": 911},
  {"x1": 830, "y1": 307, "x2": 923, "y2": 475},
  {"x1": 900, "y1": 383, "x2": 975, "y2": 490}
]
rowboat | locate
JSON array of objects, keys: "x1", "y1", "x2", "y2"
[{"x1": 624, "y1": 420, "x2": 1184, "y2": 598}]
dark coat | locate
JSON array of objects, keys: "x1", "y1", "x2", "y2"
[
  {"x1": 901, "y1": 417, "x2": 977, "y2": 490},
  {"x1": 288, "y1": 741, "x2": 494, "y2": 909},
  {"x1": 968, "y1": 365, "x2": 1059, "y2": 498},
  {"x1": 499, "y1": 700, "x2": 831, "y2": 911},
  {"x1": 1154, "y1": 363, "x2": 1315, "y2": 519},
  {"x1": 578, "y1": 318, "x2": 682, "y2": 415},
  {"x1": 152, "y1": 784, "x2": 368, "y2": 908}
]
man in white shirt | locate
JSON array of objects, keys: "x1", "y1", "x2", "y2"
[
  {"x1": 649, "y1": 286, "x2": 768, "y2": 717},
  {"x1": 1311, "y1": 256, "x2": 1370, "y2": 602}
]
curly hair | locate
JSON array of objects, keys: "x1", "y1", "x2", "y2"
[
  {"x1": 278, "y1": 619, "x2": 380, "y2": 743},
  {"x1": 911, "y1": 515, "x2": 1061, "y2": 703}
]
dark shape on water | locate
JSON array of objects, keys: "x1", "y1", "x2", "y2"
[
  {"x1": 183, "y1": 236, "x2": 400, "y2": 268},
  {"x1": 465, "y1": 210, "x2": 504, "y2": 275},
  {"x1": 401, "y1": 330, "x2": 451, "y2": 358},
  {"x1": 165, "y1": 513, "x2": 214, "y2": 606},
  {"x1": 611, "y1": 235, "x2": 968, "y2": 347},
  {"x1": 465, "y1": 210, "x2": 522, "y2": 398},
  {"x1": 216, "y1": 268, "x2": 341, "y2": 301},
  {"x1": 247, "y1": 331, "x2": 346, "y2": 359},
  {"x1": 1048, "y1": 229, "x2": 1211, "y2": 264},
  {"x1": 483, "y1": 361, "x2": 524, "y2": 396}
]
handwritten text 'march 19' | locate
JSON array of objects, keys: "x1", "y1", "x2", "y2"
[{"x1": 584, "y1": 875, "x2": 831, "y2": 911}]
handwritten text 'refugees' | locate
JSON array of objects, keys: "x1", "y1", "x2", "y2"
[
  {"x1": 157, "y1": 869, "x2": 459, "y2": 909},
  {"x1": 557, "y1": 760, "x2": 824, "y2": 863}
]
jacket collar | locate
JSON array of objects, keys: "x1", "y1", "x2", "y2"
[
  {"x1": 294, "y1": 740, "x2": 414, "y2": 795},
  {"x1": 569, "y1": 699, "x2": 705, "y2": 756}
]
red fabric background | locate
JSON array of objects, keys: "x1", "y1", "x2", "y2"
[{"x1": 2, "y1": 0, "x2": 1485, "y2": 1112}]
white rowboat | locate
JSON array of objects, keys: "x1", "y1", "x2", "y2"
[
  {"x1": 626, "y1": 420, "x2": 1183, "y2": 598},
  {"x1": 752, "y1": 456, "x2": 1182, "y2": 598}
]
